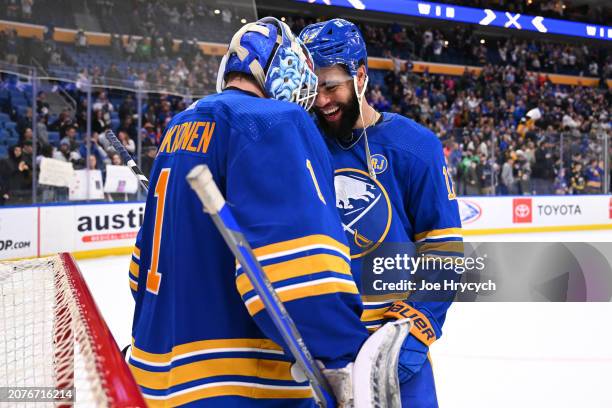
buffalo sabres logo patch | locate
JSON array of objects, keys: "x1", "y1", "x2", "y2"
[{"x1": 335, "y1": 168, "x2": 392, "y2": 258}]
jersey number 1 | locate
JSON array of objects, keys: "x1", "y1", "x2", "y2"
[
  {"x1": 146, "y1": 168, "x2": 170, "y2": 294},
  {"x1": 306, "y1": 159, "x2": 326, "y2": 205}
]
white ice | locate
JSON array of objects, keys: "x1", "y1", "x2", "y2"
[{"x1": 77, "y1": 230, "x2": 612, "y2": 408}]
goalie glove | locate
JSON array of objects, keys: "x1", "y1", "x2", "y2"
[{"x1": 383, "y1": 301, "x2": 440, "y2": 383}]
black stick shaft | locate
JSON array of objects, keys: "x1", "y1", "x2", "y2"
[{"x1": 105, "y1": 130, "x2": 150, "y2": 192}]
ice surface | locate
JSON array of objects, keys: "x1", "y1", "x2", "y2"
[{"x1": 77, "y1": 231, "x2": 612, "y2": 407}]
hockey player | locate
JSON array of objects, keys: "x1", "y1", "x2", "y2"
[
  {"x1": 128, "y1": 17, "x2": 368, "y2": 407},
  {"x1": 301, "y1": 19, "x2": 463, "y2": 407}
]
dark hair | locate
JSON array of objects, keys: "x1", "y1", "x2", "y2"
[{"x1": 225, "y1": 71, "x2": 257, "y2": 85}]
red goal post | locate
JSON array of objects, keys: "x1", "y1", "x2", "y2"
[{"x1": 0, "y1": 253, "x2": 145, "y2": 407}]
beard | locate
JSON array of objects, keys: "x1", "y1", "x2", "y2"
[{"x1": 314, "y1": 89, "x2": 361, "y2": 146}]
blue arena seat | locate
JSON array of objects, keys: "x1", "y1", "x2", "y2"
[
  {"x1": 0, "y1": 130, "x2": 10, "y2": 144},
  {"x1": 48, "y1": 131, "x2": 60, "y2": 145}
]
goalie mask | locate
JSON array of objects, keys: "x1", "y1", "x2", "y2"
[{"x1": 217, "y1": 17, "x2": 318, "y2": 110}]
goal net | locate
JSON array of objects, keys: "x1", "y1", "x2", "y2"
[{"x1": 0, "y1": 253, "x2": 144, "y2": 406}]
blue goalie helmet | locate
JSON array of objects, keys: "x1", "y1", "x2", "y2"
[
  {"x1": 216, "y1": 17, "x2": 318, "y2": 110},
  {"x1": 299, "y1": 18, "x2": 367, "y2": 77}
]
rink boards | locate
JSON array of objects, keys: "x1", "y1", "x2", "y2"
[{"x1": 1, "y1": 195, "x2": 612, "y2": 260}]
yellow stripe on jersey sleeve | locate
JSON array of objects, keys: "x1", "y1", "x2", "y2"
[
  {"x1": 417, "y1": 241, "x2": 465, "y2": 255},
  {"x1": 144, "y1": 384, "x2": 312, "y2": 407},
  {"x1": 414, "y1": 227, "x2": 463, "y2": 242},
  {"x1": 130, "y1": 338, "x2": 283, "y2": 365},
  {"x1": 250, "y1": 234, "x2": 349, "y2": 259},
  {"x1": 361, "y1": 294, "x2": 409, "y2": 303},
  {"x1": 235, "y1": 253, "x2": 351, "y2": 297},
  {"x1": 360, "y1": 306, "x2": 391, "y2": 322},
  {"x1": 130, "y1": 358, "x2": 294, "y2": 390},
  {"x1": 132, "y1": 245, "x2": 141, "y2": 259},
  {"x1": 129, "y1": 260, "x2": 139, "y2": 278},
  {"x1": 245, "y1": 279, "x2": 359, "y2": 316},
  {"x1": 129, "y1": 279, "x2": 138, "y2": 292}
]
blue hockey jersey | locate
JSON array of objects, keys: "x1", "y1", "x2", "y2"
[
  {"x1": 128, "y1": 89, "x2": 368, "y2": 407},
  {"x1": 325, "y1": 112, "x2": 463, "y2": 337}
]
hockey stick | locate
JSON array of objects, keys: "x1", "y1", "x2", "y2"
[
  {"x1": 186, "y1": 164, "x2": 336, "y2": 408},
  {"x1": 105, "y1": 130, "x2": 150, "y2": 192}
]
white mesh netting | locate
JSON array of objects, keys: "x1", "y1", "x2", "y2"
[{"x1": 0, "y1": 255, "x2": 109, "y2": 407}]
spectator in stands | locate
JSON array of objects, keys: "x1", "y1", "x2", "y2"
[
  {"x1": 153, "y1": 37, "x2": 167, "y2": 60},
  {"x1": 141, "y1": 146, "x2": 156, "y2": 179},
  {"x1": 118, "y1": 115, "x2": 137, "y2": 141},
  {"x1": 116, "y1": 129, "x2": 135, "y2": 154},
  {"x1": 110, "y1": 33, "x2": 123, "y2": 59},
  {"x1": 105, "y1": 63, "x2": 123, "y2": 81},
  {"x1": 19, "y1": 127, "x2": 32, "y2": 145},
  {"x1": 86, "y1": 154, "x2": 98, "y2": 171},
  {"x1": 163, "y1": 32, "x2": 175, "y2": 57},
  {"x1": 93, "y1": 92, "x2": 114, "y2": 127},
  {"x1": 36, "y1": 91, "x2": 50, "y2": 117},
  {"x1": 75, "y1": 29, "x2": 87, "y2": 50},
  {"x1": 17, "y1": 107, "x2": 33, "y2": 136},
  {"x1": 75, "y1": 68, "x2": 90, "y2": 90},
  {"x1": 92, "y1": 109, "x2": 107, "y2": 134},
  {"x1": 4, "y1": 29, "x2": 19, "y2": 64},
  {"x1": 96, "y1": 0, "x2": 114, "y2": 18},
  {"x1": 516, "y1": 150, "x2": 532, "y2": 195},
  {"x1": 79, "y1": 132, "x2": 109, "y2": 169},
  {"x1": 140, "y1": 122, "x2": 157, "y2": 146},
  {"x1": 554, "y1": 168, "x2": 569, "y2": 195},
  {"x1": 21, "y1": 0, "x2": 33, "y2": 20},
  {"x1": 53, "y1": 138, "x2": 81, "y2": 165},
  {"x1": 49, "y1": 110, "x2": 73, "y2": 133},
  {"x1": 0, "y1": 177, "x2": 8, "y2": 205},
  {"x1": 585, "y1": 159, "x2": 603, "y2": 194},
  {"x1": 60, "y1": 125, "x2": 79, "y2": 151},
  {"x1": 1, "y1": 145, "x2": 32, "y2": 201},
  {"x1": 570, "y1": 162, "x2": 586, "y2": 194},
  {"x1": 478, "y1": 154, "x2": 495, "y2": 195},
  {"x1": 31, "y1": 114, "x2": 48, "y2": 146},
  {"x1": 119, "y1": 94, "x2": 135, "y2": 121},
  {"x1": 124, "y1": 36, "x2": 137, "y2": 61},
  {"x1": 464, "y1": 157, "x2": 480, "y2": 196},
  {"x1": 90, "y1": 65, "x2": 104, "y2": 86},
  {"x1": 6, "y1": 0, "x2": 19, "y2": 19},
  {"x1": 500, "y1": 156, "x2": 515, "y2": 195},
  {"x1": 21, "y1": 140, "x2": 33, "y2": 165},
  {"x1": 133, "y1": 71, "x2": 147, "y2": 90},
  {"x1": 87, "y1": 154, "x2": 106, "y2": 183},
  {"x1": 48, "y1": 43, "x2": 62, "y2": 66},
  {"x1": 0, "y1": 145, "x2": 16, "y2": 204},
  {"x1": 109, "y1": 151, "x2": 122, "y2": 166},
  {"x1": 136, "y1": 37, "x2": 152, "y2": 62}
]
